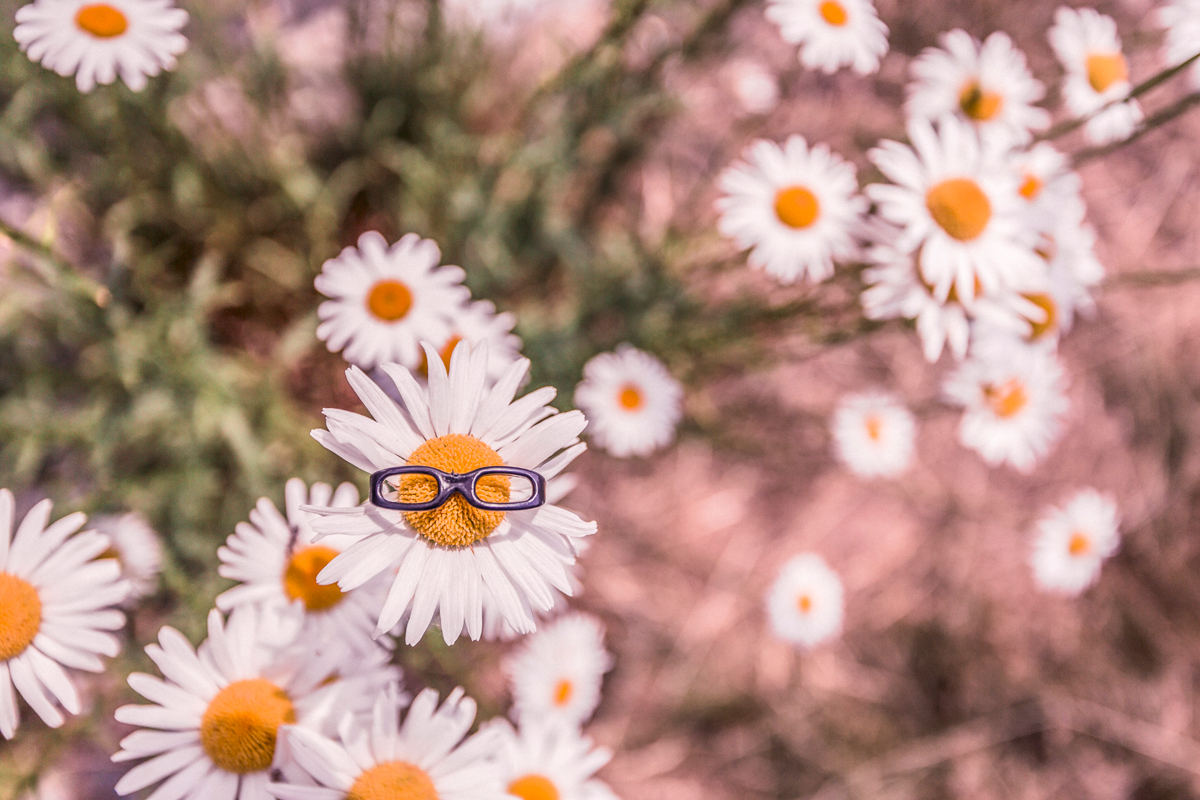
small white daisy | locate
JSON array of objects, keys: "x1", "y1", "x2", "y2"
[
  {"x1": 426, "y1": 300, "x2": 524, "y2": 384},
  {"x1": 942, "y1": 337, "x2": 1069, "y2": 473},
  {"x1": 765, "y1": 553, "x2": 844, "y2": 649},
  {"x1": 1159, "y1": 0, "x2": 1200, "y2": 88},
  {"x1": 906, "y1": 29, "x2": 1050, "y2": 146},
  {"x1": 831, "y1": 392, "x2": 916, "y2": 479},
  {"x1": 1013, "y1": 212, "x2": 1103, "y2": 346},
  {"x1": 504, "y1": 612, "x2": 613, "y2": 729},
  {"x1": 91, "y1": 511, "x2": 162, "y2": 604},
  {"x1": 308, "y1": 342, "x2": 594, "y2": 645},
  {"x1": 573, "y1": 344, "x2": 683, "y2": 458},
  {"x1": 724, "y1": 59, "x2": 780, "y2": 116},
  {"x1": 0, "y1": 491, "x2": 129, "y2": 739},
  {"x1": 716, "y1": 136, "x2": 866, "y2": 284},
  {"x1": 764, "y1": 0, "x2": 888, "y2": 75},
  {"x1": 1049, "y1": 6, "x2": 1143, "y2": 146},
  {"x1": 14, "y1": 0, "x2": 188, "y2": 93},
  {"x1": 1031, "y1": 489, "x2": 1120, "y2": 595},
  {"x1": 867, "y1": 115, "x2": 1042, "y2": 304},
  {"x1": 267, "y1": 686, "x2": 505, "y2": 800},
  {"x1": 488, "y1": 716, "x2": 618, "y2": 800},
  {"x1": 315, "y1": 231, "x2": 471, "y2": 371},
  {"x1": 1007, "y1": 142, "x2": 1085, "y2": 228}
]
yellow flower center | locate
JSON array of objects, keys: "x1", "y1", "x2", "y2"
[
  {"x1": 774, "y1": 186, "x2": 821, "y2": 229},
  {"x1": 508, "y1": 775, "x2": 560, "y2": 800},
  {"x1": 864, "y1": 415, "x2": 883, "y2": 441},
  {"x1": 199, "y1": 679, "x2": 295, "y2": 775},
  {"x1": 618, "y1": 384, "x2": 643, "y2": 410},
  {"x1": 400, "y1": 434, "x2": 510, "y2": 547},
  {"x1": 0, "y1": 574, "x2": 42, "y2": 661},
  {"x1": 1068, "y1": 532, "x2": 1091, "y2": 556},
  {"x1": 1019, "y1": 174, "x2": 1043, "y2": 201},
  {"x1": 282, "y1": 546, "x2": 345, "y2": 612},
  {"x1": 958, "y1": 81, "x2": 1004, "y2": 122},
  {"x1": 1086, "y1": 53, "x2": 1128, "y2": 93},
  {"x1": 818, "y1": 0, "x2": 848, "y2": 26},
  {"x1": 348, "y1": 761, "x2": 439, "y2": 800},
  {"x1": 983, "y1": 379, "x2": 1028, "y2": 419},
  {"x1": 75, "y1": 4, "x2": 128, "y2": 38},
  {"x1": 1022, "y1": 293, "x2": 1058, "y2": 341},
  {"x1": 419, "y1": 336, "x2": 463, "y2": 377},
  {"x1": 796, "y1": 594, "x2": 813, "y2": 613},
  {"x1": 926, "y1": 178, "x2": 992, "y2": 241},
  {"x1": 367, "y1": 280, "x2": 413, "y2": 322},
  {"x1": 553, "y1": 678, "x2": 574, "y2": 707}
]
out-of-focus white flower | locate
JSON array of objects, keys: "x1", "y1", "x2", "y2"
[
  {"x1": 1007, "y1": 142, "x2": 1085, "y2": 228},
  {"x1": 424, "y1": 300, "x2": 524, "y2": 384},
  {"x1": 724, "y1": 59, "x2": 780, "y2": 115},
  {"x1": 716, "y1": 136, "x2": 866, "y2": 284},
  {"x1": 765, "y1": 553, "x2": 844, "y2": 649},
  {"x1": 862, "y1": 243, "x2": 971, "y2": 363},
  {"x1": 906, "y1": 29, "x2": 1049, "y2": 146},
  {"x1": 504, "y1": 612, "x2": 613, "y2": 729},
  {"x1": 91, "y1": 511, "x2": 162, "y2": 604},
  {"x1": 1031, "y1": 489, "x2": 1120, "y2": 594},
  {"x1": 1159, "y1": 0, "x2": 1200, "y2": 88},
  {"x1": 14, "y1": 0, "x2": 188, "y2": 92},
  {"x1": 1049, "y1": 6, "x2": 1143, "y2": 145},
  {"x1": 831, "y1": 392, "x2": 916, "y2": 478},
  {"x1": 574, "y1": 344, "x2": 683, "y2": 458},
  {"x1": 488, "y1": 716, "x2": 619, "y2": 800},
  {"x1": 764, "y1": 0, "x2": 888, "y2": 75}
]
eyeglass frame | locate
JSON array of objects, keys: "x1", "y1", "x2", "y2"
[{"x1": 369, "y1": 465, "x2": 547, "y2": 512}]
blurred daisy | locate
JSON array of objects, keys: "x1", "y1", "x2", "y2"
[
  {"x1": 267, "y1": 687, "x2": 504, "y2": 800},
  {"x1": 716, "y1": 136, "x2": 866, "y2": 284},
  {"x1": 867, "y1": 115, "x2": 1041, "y2": 304},
  {"x1": 0, "y1": 492, "x2": 129, "y2": 739},
  {"x1": 504, "y1": 612, "x2": 613, "y2": 729},
  {"x1": 425, "y1": 300, "x2": 524, "y2": 383},
  {"x1": 308, "y1": 343, "x2": 594, "y2": 645},
  {"x1": 906, "y1": 29, "x2": 1049, "y2": 146},
  {"x1": 1159, "y1": 0, "x2": 1200, "y2": 88},
  {"x1": 14, "y1": 0, "x2": 189, "y2": 92},
  {"x1": 91, "y1": 510, "x2": 162, "y2": 603},
  {"x1": 831, "y1": 392, "x2": 916, "y2": 478},
  {"x1": 862, "y1": 243, "x2": 971, "y2": 362},
  {"x1": 724, "y1": 59, "x2": 780, "y2": 115},
  {"x1": 1031, "y1": 489, "x2": 1120, "y2": 594},
  {"x1": 764, "y1": 0, "x2": 888, "y2": 75},
  {"x1": 765, "y1": 553, "x2": 844, "y2": 649},
  {"x1": 315, "y1": 231, "x2": 470, "y2": 371},
  {"x1": 1019, "y1": 214, "x2": 1103, "y2": 346},
  {"x1": 489, "y1": 717, "x2": 618, "y2": 800},
  {"x1": 574, "y1": 344, "x2": 683, "y2": 458},
  {"x1": 942, "y1": 337, "x2": 1069, "y2": 472},
  {"x1": 1007, "y1": 142, "x2": 1084, "y2": 226},
  {"x1": 1049, "y1": 6, "x2": 1143, "y2": 145}
]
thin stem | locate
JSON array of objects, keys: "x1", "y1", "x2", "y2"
[
  {"x1": 1106, "y1": 267, "x2": 1200, "y2": 287},
  {"x1": 0, "y1": 217, "x2": 104, "y2": 301},
  {"x1": 1072, "y1": 89, "x2": 1200, "y2": 166}
]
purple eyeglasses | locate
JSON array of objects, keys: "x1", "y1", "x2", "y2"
[{"x1": 369, "y1": 465, "x2": 547, "y2": 512}]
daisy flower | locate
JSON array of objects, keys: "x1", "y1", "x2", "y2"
[
  {"x1": 1007, "y1": 142, "x2": 1085, "y2": 228},
  {"x1": 1031, "y1": 489, "x2": 1120, "y2": 595},
  {"x1": 942, "y1": 337, "x2": 1069, "y2": 472},
  {"x1": 307, "y1": 342, "x2": 595, "y2": 645},
  {"x1": 489, "y1": 717, "x2": 618, "y2": 800},
  {"x1": 315, "y1": 231, "x2": 471, "y2": 371},
  {"x1": 831, "y1": 391, "x2": 916, "y2": 478},
  {"x1": 765, "y1": 553, "x2": 844, "y2": 649},
  {"x1": 504, "y1": 612, "x2": 613, "y2": 729},
  {"x1": 573, "y1": 344, "x2": 683, "y2": 458},
  {"x1": 716, "y1": 136, "x2": 866, "y2": 284},
  {"x1": 91, "y1": 511, "x2": 162, "y2": 603},
  {"x1": 424, "y1": 300, "x2": 524, "y2": 384},
  {"x1": 906, "y1": 29, "x2": 1050, "y2": 146},
  {"x1": 14, "y1": 0, "x2": 189, "y2": 93},
  {"x1": 0, "y1": 492, "x2": 129, "y2": 739},
  {"x1": 764, "y1": 0, "x2": 888, "y2": 75},
  {"x1": 1049, "y1": 6, "x2": 1143, "y2": 146},
  {"x1": 267, "y1": 686, "x2": 505, "y2": 800},
  {"x1": 1159, "y1": 0, "x2": 1200, "y2": 88},
  {"x1": 724, "y1": 59, "x2": 780, "y2": 116},
  {"x1": 866, "y1": 115, "x2": 1042, "y2": 304}
]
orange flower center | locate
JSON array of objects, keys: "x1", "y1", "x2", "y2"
[
  {"x1": 419, "y1": 336, "x2": 463, "y2": 377},
  {"x1": 553, "y1": 678, "x2": 574, "y2": 707},
  {"x1": 796, "y1": 594, "x2": 813, "y2": 613},
  {"x1": 509, "y1": 774, "x2": 560, "y2": 800},
  {"x1": 367, "y1": 280, "x2": 413, "y2": 322},
  {"x1": 199, "y1": 679, "x2": 295, "y2": 774},
  {"x1": 348, "y1": 761, "x2": 438, "y2": 800},
  {"x1": 1022, "y1": 293, "x2": 1058, "y2": 341},
  {"x1": 818, "y1": 0, "x2": 848, "y2": 26},
  {"x1": 774, "y1": 186, "x2": 821, "y2": 229},
  {"x1": 864, "y1": 415, "x2": 883, "y2": 441},
  {"x1": 926, "y1": 178, "x2": 992, "y2": 241},
  {"x1": 983, "y1": 379, "x2": 1028, "y2": 419},
  {"x1": 1086, "y1": 53, "x2": 1128, "y2": 93},
  {"x1": 75, "y1": 4, "x2": 128, "y2": 38},
  {"x1": 958, "y1": 81, "x2": 1004, "y2": 122},
  {"x1": 1067, "y1": 532, "x2": 1091, "y2": 556},
  {"x1": 618, "y1": 384, "x2": 643, "y2": 410},
  {"x1": 400, "y1": 434, "x2": 510, "y2": 547},
  {"x1": 0, "y1": 573, "x2": 42, "y2": 661},
  {"x1": 1019, "y1": 174, "x2": 1043, "y2": 201},
  {"x1": 282, "y1": 546, "x2": 344, "y2": 611}
]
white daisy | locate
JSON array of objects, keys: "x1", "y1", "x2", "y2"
[
  {"x1": 724, "y1": 59, "x2": 780, "y2": 116},
  {"x1": 831, "y1": 391, "x2": 916, "y2": 478},
  {"x1": 504, "y1": 612, "x2": 613, "y2": 729},
  {"x1": 1159, "y1": 0, "x2": 1200, "y2": 88},
  {"x1": 1016, "y1": 213, "x2": 1103, "y2": 346},
  {"x1": 573, "y1": 344, "x2": 683, "y2": 458},
  {"x1": 1007, "y1": 142, "x2": 1083, "y2": 226},
  {"x1": 716, "y1": 135, "x2": 866, "y2": 284},
  {"x1": 764, "y1": 0, "x2": 888, "y2": 75},
  {"x1": 942, "y1": 337, "x2": 1069, "y2": 472},
  {"x1": 906, "y1": 29, "x2": 1050, "y2": 146},
  {"x1": 0, "y1": 491, "x2": 129, "y2": 739},
  {"x1": 867, "y1": 115, "x2": 1042, "y2": 304},
  {"x1": 315, "y1": 231, "x2": 471, "y2": 371},
  {"x1": 425, "y1": 300, "x2": 524, "y2": 384},
  {"x1": 307, "y1": 342, "x2": 595, "y2": 645},
  {"x1": 489, "y1": 716, "x2": 618, "y2": 800},
  {"x1": 765, "y1": 553, "x2": 844, "y2": 649},
  {"x1": 267, "y1": 686, "x2": 505, "y2": 800},
  {"x1": 1049, "y1": 6, "x2": 1143, "y2": 146},
  {"x1": 14, "y1": 0, "x2": 188, "y2": 93},
  {"x1": 1031, "y1": 489, "x2": 1120, "y2": 595},
  {"x1": 91, "y1": 510, "x2": 162, "y2": 604}
]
